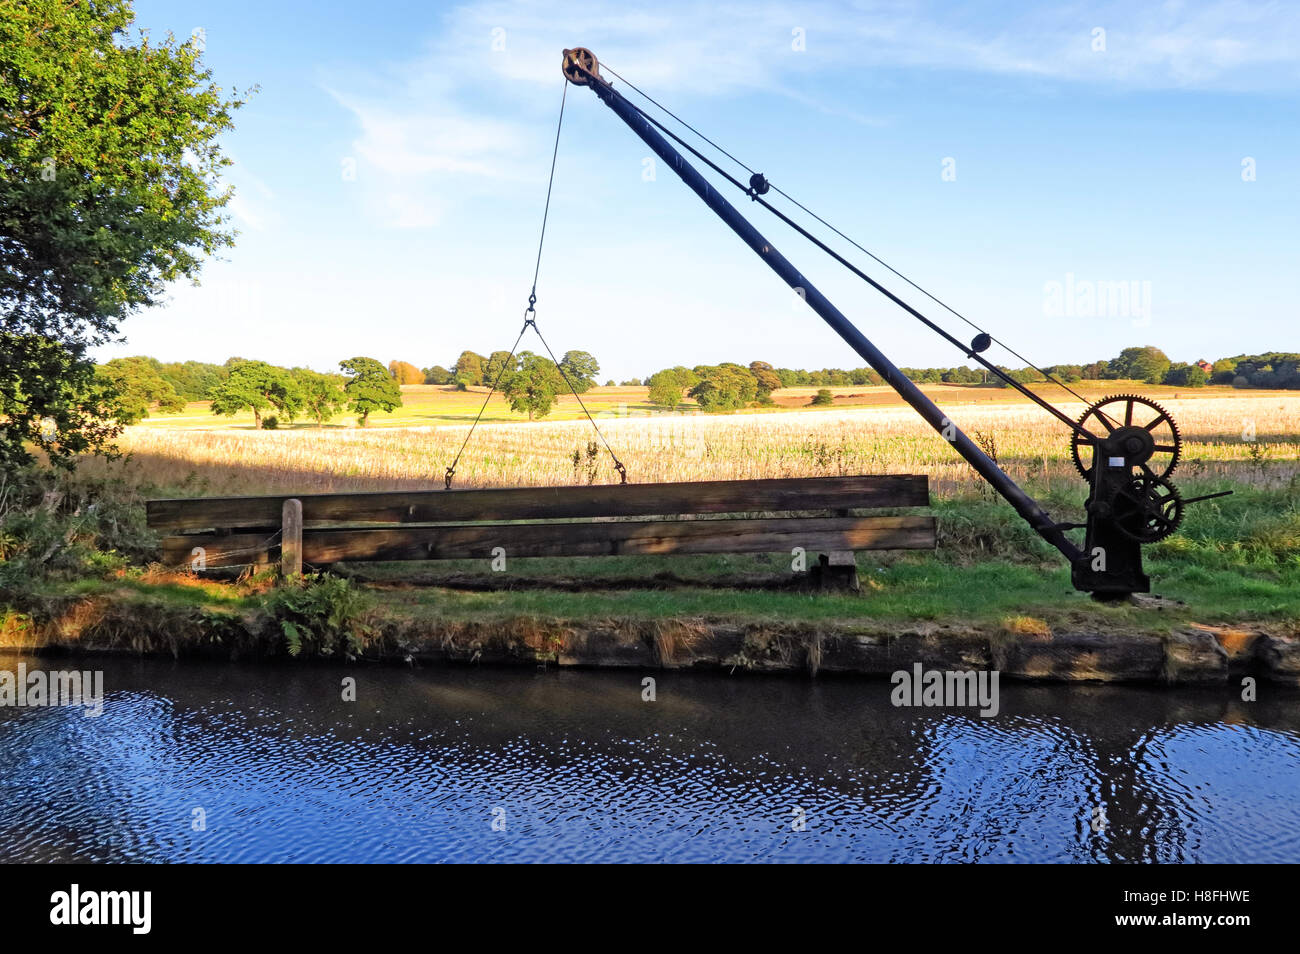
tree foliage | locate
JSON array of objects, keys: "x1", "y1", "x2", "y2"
[
  {"x1": 157, "y1": 360, "x2": 227, "y2": 401},
  {"x1": 293, "y1": 368, "x2": 346, "y2": 426},
  {"x1": 484, "y1": 350, "x2": 518, "y2": 386},
  {"x1": 453, "y1": 351, "x2": 486, "y2": 387},
  {"x1": 340, "y1": 356, "x2": 401, "y2": 425},
  {"x1": 646, "y1": 366, "x2": 698, "y2": 409},
  {"x1": 0, "y1": 0, "x2": 249, "y2": 468},
  {"x1": 1108, "y1": 346, "x2": 1171, "y2": 384},
  {"x1": 558, "y1": 350, "x2": 599, "y2": 393},
  {"x1": 0, "y1": 334, "x2": 121, "y2": 466},
  {"x1": 689, "y1": 364, "x2": 758, "y2": 412},
  {"x1": 387, "y1": 360, "x2": 423, "y2": 385},
  {"x1": 95, "y1": 356, "x2": 185, "y2": 422},
  {"x1": 209, "y1": 360, "x2": 299, "y2": 427},
  {"x1": 1213, "y1": 353, "x2": 1300, "y2": 390},
  {"x1": 502, "y1": 352, "x2": 563, "y2": 420},
  {"x1": 748, "y1": 361, "x2": 782, "y2": 396}
]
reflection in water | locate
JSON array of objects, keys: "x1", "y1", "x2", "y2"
[{"x1": 0, "y1": 654, "x2": 1297, "y2": 863}]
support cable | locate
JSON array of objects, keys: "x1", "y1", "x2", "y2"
[
  {"x1": 444, "y1": 79, "x2": 627, "y2": 488},
  {"x1": 599, "y1": 62, "x2": 1103, "y2": 422},
  {"x1": 612, "y1": 90, "x2": 1092, "y2": 438}
]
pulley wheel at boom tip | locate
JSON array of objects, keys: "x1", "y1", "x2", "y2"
[
  {"x1": 1071, "y1": 394, "x2": 1181, "y2": 480},
  {"x1": 562, "y1": 48, "x2": 599, "y2": 85},
  {"x1": 1109, "y1": 472, "x2": 1185, "y2": 543}
]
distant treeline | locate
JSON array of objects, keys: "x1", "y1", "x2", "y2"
[
  {"x1": 95, "y1": 356, "x2": 401, "y2": 428},
  {"x1": 637, "y1": 347, "x2": 1300, "y2": 411},
  {"x1": 98, "y1": 347, "x2": 1299, "y2": 421}
]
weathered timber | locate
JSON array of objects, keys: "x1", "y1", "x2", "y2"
[
  {"x1": 281, "y1": 498, "x2": 303, "y2": 578},
  {"x1": 161, "y1": 515, "x2": 936, "y2": 567},
  {"x1": 811, "y1": 550, "x2": 860, "y2": 593},
  {"x1": 146, "y1": 475, "x2": 930, "y2": 532}
]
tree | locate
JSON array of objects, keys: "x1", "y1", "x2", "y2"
[
  {"x1": 1210, "y1": 358, "x2": 1238, "y2": 384},
  {"x1": 157, "y1": 360, "x2": 227, "y2": 401},
  {"x1": 1162, "y1": 363, "x2": 1208, "y2": 388},
  {"x1": 558, "y1": 350, "x2": 600, "y2": 393},
  {"x1": 294, "y1": 368, "x2": 346, "y2": 426},
  {"x1": 453, "y1": 351, "x2": 486, "y2": 387},
  {"x1": 1109, "y1": 346, "x2": 1171, "y2": 384},
  {"x1": 388, "y1": 360, "x2": 423, "y2": 384},
  {"x1": 689, "y1": 364, "x2": 758, "y2": 412},
  {"x1": 810, "y1": 388, "x2": 834, "y2": 406},
  {"x1": 646, "y1": 370, "x2": 685, "y2": 409},
  {"x1": 502, "y1": 352, "x2": 563, "y2": 420},
  {"x1": 484, "y1": 350, "x2": 518, "y2": 386},
  {"x1": 0, "y1": 0, "x2": 250, "y2": 469},
  {"x1": 0, "y1": 335, "x2": 121, "y2": 466},
  {"x1": 749, "y1": 361, "x2": 783, "y2": 396},
  {"x1": 1209, "y1": 353, "x2": 1300, "y2": 390},
  {"x1": 1046, "y1": 364, "x2": 1083, "y2": 383},
  {"x1": 646, "y1": 366, "x2": 700, "y2": 409},
  {"x1": 340, "y1": 356, "x2": 401, "y2": 426},
  {"x1": 209, "y1": 361, "x2": 300, "y2": 428},
  {"x1": 422, "y1": 365, "x2": 452, "y2": 385},
  {"x1": 96, "y1": 356, "x2": 186, "y2": 422},
  {"x1": 1081, "y1": 361, "x2": 1108, "y2": 380}
]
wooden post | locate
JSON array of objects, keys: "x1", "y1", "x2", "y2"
[
  {"x1": 281, "y1": 498, "x2": 303, "y2": 579},
  {"x1": 814, "y1": 551, "x2": 860, "y2": 593}
]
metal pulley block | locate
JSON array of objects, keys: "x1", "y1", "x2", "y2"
[{"x1": 562, "y1": 48, "x2": 600, "y2": 85}]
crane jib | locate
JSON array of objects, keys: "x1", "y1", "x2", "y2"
[{"x1": 564, "y1": 53, "x2": 1084, "y2": 565}]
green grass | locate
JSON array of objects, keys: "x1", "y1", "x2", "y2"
[
  {"x1": 343, "y1": 478, "x2": 1300, "y2": 631},
  {"x1": 8, "y1": 465, "x2": 1298, "y2": 642},
  {"x1": 370, "y1": 556, "x2": 1300, "y2": 631}
]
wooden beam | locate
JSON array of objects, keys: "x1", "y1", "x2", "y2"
[
  {"x1": 161, "y1": 515, "x2": 936, "y2": 567},
  {"x1": 281, "y1": 498, "x2": 302, "y2": 578},
  {"x1": 146, "y1": 475, "x2": 929, "y2": 532}
]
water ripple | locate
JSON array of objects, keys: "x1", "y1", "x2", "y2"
[{"x1": 0, "y1": 659, "x2": 1297, "y2": 862}]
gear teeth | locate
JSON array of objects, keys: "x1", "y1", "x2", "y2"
[
  {"x1": 1070, "y1": 394, "x2": 1182, "y2": 480},
  {"x1": 1111, "y1": 472, "x2": 1185, "y2": 543}
]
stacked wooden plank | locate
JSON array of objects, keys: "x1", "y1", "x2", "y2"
[{"x1": 146, "y1": 475, "x2": 935, "y2": 575}]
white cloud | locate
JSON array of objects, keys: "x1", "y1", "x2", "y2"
[
  {"x1": 435, "y1": 0, "x2": 1300, "y2": 94},
  {"x1": 322, "y1": 0, "x2": 1298, "y2": 230}
]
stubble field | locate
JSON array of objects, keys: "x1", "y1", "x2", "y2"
[{"x1": 98, "y1": 384, "x2": 1299, "y2": 499}]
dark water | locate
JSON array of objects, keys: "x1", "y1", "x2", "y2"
[{"x1": 0, "y1": 653, "x2": 1297, "y2": 863}]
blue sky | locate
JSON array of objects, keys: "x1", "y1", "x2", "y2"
[{"x1": 98, "y1": 0, "x2": 1299, "y2": 379}]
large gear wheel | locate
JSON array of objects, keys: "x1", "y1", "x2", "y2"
[
  {"x1": 1110, "y1": 472, "x2": 1185, "y2": 543},
  {"x1": 1071, "y1": 394, "x2": 1181, "y2": 480}
]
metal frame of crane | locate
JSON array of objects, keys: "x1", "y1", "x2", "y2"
[{"x1": 560, "y1": 47, "x2": 1229, "y2": 598}]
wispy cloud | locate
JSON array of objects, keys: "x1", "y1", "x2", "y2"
[
  {"x1": 224, "y1": 155, "x2": 277, "y2": 231},
  {"x1": 436, "y1": 0, "x2": 1300, "y2": 94},
  {"x1": 324, "y1": 0, "x2": 1299, "y2": 228}
]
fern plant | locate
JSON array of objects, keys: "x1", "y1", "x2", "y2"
[{"x1": 262, "y1": 574, "x2": 375, "y2": 659}]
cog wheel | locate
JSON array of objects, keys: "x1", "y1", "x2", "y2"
[
  {"x1": 1110, "y1": 472, "x2": 1185, "y2": 543},
  {"x1": 1071, "y1": 394, "x2": 1181, "y2": 480}
]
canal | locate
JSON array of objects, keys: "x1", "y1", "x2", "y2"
[{"x1": 1, "y1": 654, "x2": 1297, "y2": 863}]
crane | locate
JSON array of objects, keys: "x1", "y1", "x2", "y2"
[{"x1": 559, "y1": 47, "x2": 1228, "y2": 598}]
